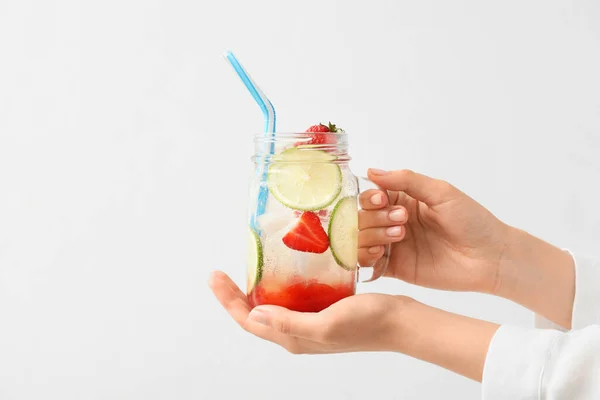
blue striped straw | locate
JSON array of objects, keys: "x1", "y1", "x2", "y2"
[{"x1": 223, "y1": 51, "x2": 276, "y2": 232}]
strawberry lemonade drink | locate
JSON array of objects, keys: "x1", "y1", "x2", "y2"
[{"x1": 246, "y1": 123, "x2": 387, "y2": 312}]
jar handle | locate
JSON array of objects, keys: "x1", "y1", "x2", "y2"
[{"x1": 356, "y1": 176, "x2": 391, "y2": 283}]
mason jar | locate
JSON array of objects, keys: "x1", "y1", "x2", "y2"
[{"x1": 246, "y1": 130, "x2": 389, "y2": 312}]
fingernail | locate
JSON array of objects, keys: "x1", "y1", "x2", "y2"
[
  {"x1": 389, "y1": 208, "x2": 406, "y2": 222},
  {"x1": 369, "y1": 168, "x2": 389, "y2": 176},
  {"x1": 249, "y1": 307, "x2": 271, "y2": 326},
  {"x1": 368, "y1": 246, "x2": 381, "y2": 254},
  {"x1": 386, "y1": 226, "x2": 403, "y2": 237},
  {"x1": 370, "y1": 193, "x2": 383, "y2": 205}
]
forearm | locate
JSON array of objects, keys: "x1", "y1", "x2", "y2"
[
  {"x1": 496, "y1": 227, "x2": 575, "y2": 329},
  {"x1": 392, "y1": 299, "x2": 500, "y2": 382}
]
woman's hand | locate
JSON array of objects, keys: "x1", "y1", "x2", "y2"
[
  {"x1": 208, "y1": 271, "x2": 408, "y2": 354},
  {"x1": 208, "y1": 270, "x2": 500, "y2": 382},
  {"x1": 359, "y1": 168, "x2": 575, "y2": 328},
  {"x1": 358, "y1": 168, "x2": 511, "y2": 295}
]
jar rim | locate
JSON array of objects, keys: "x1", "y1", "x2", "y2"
[
  {"x1": 253, "y1": 131, "x2": 347, "y2": 135},
  {"x1": 253, "y1": 132, "x2": 348, "y2": 140}
]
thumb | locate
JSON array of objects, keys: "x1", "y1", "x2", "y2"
[
  {"x1": 367, "y1": 168, "x2": 458, "y2": 206},
  {"x1": 248, "y1": 305, "x2": 324, "y2": 339}
]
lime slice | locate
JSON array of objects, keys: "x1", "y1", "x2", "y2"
[
  {"x1": 247, "y1": 227, "x2": 263, "y2": 293},
  {"x1": 328, "y1": 196, "x2": 358, "y2": 271},
  {"x1": 267, "y1": 148, "x2": 342, "y2": 211}
]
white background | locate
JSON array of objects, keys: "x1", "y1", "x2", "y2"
[{"x1": 1, "y1": 0, "x2": 599, "y2": 399}]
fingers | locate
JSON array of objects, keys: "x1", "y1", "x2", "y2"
[
  {"x1": 357, "y1": 205, "x2": 407, "y2": 266},
  {"x1": 208, "y1": 271, "x2": 252, "y2": 326},
  {"x1": 358, "y1": 189, "x2": 388, "y2": 210},
  {"x1": 358, "y1": 206, "x2": 407, "y2": 230},
  {"x1": 248, "y1": 305, "x2": 328, "y2": 341},
  {"x1": 208, "y1": 271, "x2": 333, "y2": 354},
  {"x1": 358, "y1": 245, "x2": 385, "y2": 267},
  {"x1": 367, "y1": 168, "x2": 458, "y2": 206},
  {"x1": 358, "y1": 225, "x2": 405, "y2": 248},
  {"x1": 208, "y1": 271, "x2": 298, "y2": 346}
]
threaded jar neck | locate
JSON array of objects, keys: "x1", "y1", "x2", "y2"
[{"x1": 252, "y1": 132, "x2": 350, "y2": 164}]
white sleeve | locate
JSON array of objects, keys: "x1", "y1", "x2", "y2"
[{"x1": 482, "y1": 252, "x2": 600, "y2": 400}]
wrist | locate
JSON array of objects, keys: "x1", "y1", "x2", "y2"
[
  {"x1": 385, "y1": 295, "x2": 418, "y2": 352},
  {"x1": 496, "y1": 226, "x2": 575, "y2": 329},
  {"x1": 390, "y1": 298, "x2": 499, "y2": 382}
]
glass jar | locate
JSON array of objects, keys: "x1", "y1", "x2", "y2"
[{"x1": 245, "y1": 131, "x2": 389, "y2": 312}]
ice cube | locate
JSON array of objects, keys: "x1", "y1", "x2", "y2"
[
  {"x1": 264, "y1": 194, "x2": 290, "y2": 215},
  {"x1": 256, "y1": 211, "x2": 292, "y2": 237},
  {"x1": 263, "y1": 233, "x2": 296, "y2": 277},
  {"x1": 294, "y1": 250, "x2": 333, "y2": 278}
]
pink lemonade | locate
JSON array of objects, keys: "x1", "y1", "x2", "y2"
[{"x1": 248, "y1": 274, "x2": 356, "y2": 313}]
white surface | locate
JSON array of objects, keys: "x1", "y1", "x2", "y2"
[{"x1": 0, "y1": 0, "x2": 599, "y2": 399}]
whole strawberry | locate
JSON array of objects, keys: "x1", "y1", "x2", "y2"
[
  {"x1": 306, "y1": 123, "x2": 333, "y2": 133},
  {"x1": 296, "y1": 122, "x2": 344, "y2": 147}
]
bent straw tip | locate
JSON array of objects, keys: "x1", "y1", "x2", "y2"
[{"x1": 221, "y1": 50, "x2": 235, "y2": 60}]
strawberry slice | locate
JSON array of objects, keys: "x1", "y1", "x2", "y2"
[{"x1": 282, "y1": 211, "x2": 330, "y2": 253}]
